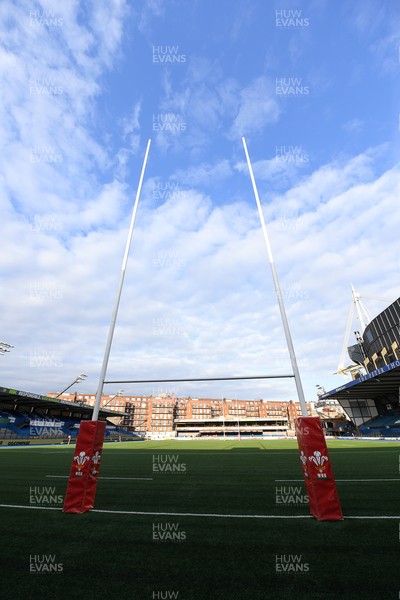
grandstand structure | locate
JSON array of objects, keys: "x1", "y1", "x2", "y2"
[
  {"x1": 321, "y1": 297, "x2": 400, "y2": 437},
  {"x1": 46, "y1": 391, "x2": 342, "y2": 439},
  {"x1": 0, "y1": 386, "x2": 140, "y2": 446}
]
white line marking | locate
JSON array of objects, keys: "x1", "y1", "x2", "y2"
[
  {"x1": 329, "y1": 450, "x2": 400, "y2": 453},
  {"x1": 91, "y1": 510, "x2": 312, "y2": 519},
  {"x1": 120, "y1": 453, "x2": 288, "y2": 457},
  {"x1": 275, "y1": 479, "x2": 400, "y2": 482},
  {"x1": 45, "y1": 475, "x2": 153, "y2": 480},
  {"x1": 97, "y1": 452, "x2": 295, "y2": 455},
  {"x1": 338, "y1": 478, "x2": 400, "y2": 482},
  {"x1": 345, "y1": 516, "x2": 400, "y2": 519},
  {"x1": 92, "y1": 450, "x2": 400, "y2": 457},
  {"x1": 0, "y1": 504, "x2": 399, "y2": 519},
  {"x1": 0, "y1": 504, "x2": 60, "y2": 511}
]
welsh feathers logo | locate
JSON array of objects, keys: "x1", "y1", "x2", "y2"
[
  {"x1": 90, "y1": 451, "x2": 102, "y2": 477},
  {"x1": 299, "y1": 450, "x2": 309, "y2": 477},
  {"x1": 73, "y1": 451, "x2": 90, "y2": 476},
  {"x1": 92, "y1": 451, "x2": 101, "y2": 465},
  {"x1": 308, "y1": 450, "x2": 328, "y2": 478},
  {"x1": 300, "y1": 451, "x2": 307, "y2": 467}
]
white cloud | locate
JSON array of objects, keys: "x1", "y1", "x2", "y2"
[
  {"x1": 370, "y1": 31, "x2": 400, "y2": 74},
  {"x1": 228, "y1": 76, "x2": 281, "y2": 139},
  {"x1": 173, "y1": 160, "x2": 232, "y2": 187},
  {"x1": 234, "y1": 155, "x2": 306, "y2": 190},
  {"x1": 342, "y1": 118, "x2": 364, "y2": 133},
  {"x1": 342, "y1": 0, "x2": 386, "y2": 35},
  {"x1": 0, "y1": 0, "x2": 128, "y2": 222},
  {"x1": 121, "y1": 101, "x2": 142, "y2": 154},
  {"x1": 122, "y1": 102, "x2": 141, "y2": 136},
  {"x1": 138, "y1": 0, "x2": 167, "y2": 34},
  {"x1": 154, "y1": 65, "x2": 281, "y2": 154},
  {"x1": 229, "y1": 0, "x2": 256, "y2": 42},
  {"x1": 2, "y1": 145, "x2": 399, "y2": 403}
]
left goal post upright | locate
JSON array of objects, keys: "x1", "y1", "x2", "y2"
[{"x1": 63, "y1": 139, "x2": 152, "y2": 514}]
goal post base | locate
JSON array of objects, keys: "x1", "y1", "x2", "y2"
[
  {"x1": 295, "y1": 417, "x2": 343, "y2": 521},
  {"x1": 63, "y1": 421, "x2": 106, "y2": 514}
]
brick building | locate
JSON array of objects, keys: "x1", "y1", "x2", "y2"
[{"x1": 47, "y1": 392, "x2": 315, "y2": 438}]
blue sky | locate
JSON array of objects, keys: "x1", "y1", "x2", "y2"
[{"x1": 0, "y1": 0, "x2": 399, "y2": 402}]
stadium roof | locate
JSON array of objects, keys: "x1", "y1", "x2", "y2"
[
  {"x1": 0, "y1": 385, "x2": 125, "y2": 418},
  {"x1": 321, "y1": 360, "x2": 400, "y2": 401}
]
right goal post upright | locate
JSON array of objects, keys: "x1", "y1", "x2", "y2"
[{"x1": 242, "y1": 137, "x2": 343, "y2": 521}]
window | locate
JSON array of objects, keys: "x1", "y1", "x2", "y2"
[{"x1": 365, "y1": 329, "x2": 373, "y2": 343}]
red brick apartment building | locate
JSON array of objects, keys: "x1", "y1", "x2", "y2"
[{"x1": 47, "y1": 392, "x2": 315, "y2": 438}]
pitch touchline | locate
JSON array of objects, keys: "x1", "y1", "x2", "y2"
[
  {"x1": 93, "y1": 510, "x2": 311, "y2": 519},
  {"x1": 46, "y1": 475, "x2": 153, "y2": 480},
  {"x1": 48, "y1": 476, "x2": 400, "y2": 483},
  {"x1": 275, "y1": 479, "x2": 400, "y2": 482},
  {"x1": 91, "y1": 511, "x2": 400, "y2": 520},
  {"x1": 0, "y1": 504, "x2": 400, "y2": 519}
]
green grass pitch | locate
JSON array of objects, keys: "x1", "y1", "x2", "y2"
[{"x1": 0, "y1": 438, "x2": 399, "y2": 600}]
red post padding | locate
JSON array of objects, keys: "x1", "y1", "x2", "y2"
[
  {"x1": 295, "y1": 417, "x2": 343, "y2": 521},
  {"x1": 63, "y1": 420, "x2": 106, "y2": 514}
]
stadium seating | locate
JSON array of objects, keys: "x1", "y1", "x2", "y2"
[
  {"x1": 0, "y1": 409, "x2": 141, "y2": 443},
  {"x1": 359, "y1": 413, "x2": 400, "y2": 436}
]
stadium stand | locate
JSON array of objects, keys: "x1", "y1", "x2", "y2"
[
  {"x1": 359, "y1": 413, "x2": 400, "y2": 437},
  {"x1": 0, "y1": 409, "x2": 141, "y2": 442},
  {"x1": 0, "y1": 386, "x2": 142, "y2": 445}
]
